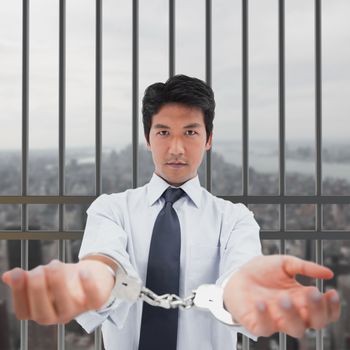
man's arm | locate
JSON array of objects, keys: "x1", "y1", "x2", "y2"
[
  {"x1": 216, "y1": 204, "x2": 340, "y2": 338},
  {"x1": 2, "y1": 254, "x2": 341, "y2": 336},
  {"x1": 216, "y1": 203, "x2": 262, "y2": 291},
  {"x1": 1, "y1": 193, "x2": 136, "y2": 327}
]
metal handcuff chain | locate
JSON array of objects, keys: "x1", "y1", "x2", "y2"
[
  {"x1": 139, "y1": 286, "x2": 195, "y2": 310},
  {"x1": 109, "y1": 262, "x2": 241, "y2": 327}
]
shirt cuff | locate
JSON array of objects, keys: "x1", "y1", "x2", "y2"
[
  {"x1": 218, "y1": 269, "x2": 258, "y2": 342},
  {"x1": 76, "y1": 253, "x2": 136, "y2": 331},
  {"x1": 75, "y1": 309, "x2": 110, "y2": 334},
  {"x1": 217, "y1": 266, "x2": 239, "y2": 289},
  {"x1": 75, "y1": 297, "x2": 133, "y2": 333}
]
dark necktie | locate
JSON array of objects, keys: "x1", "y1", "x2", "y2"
[{"x1": 138, "y1": 187, "x2": 185, "y2": 350}]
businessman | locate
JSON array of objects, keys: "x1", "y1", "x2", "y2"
[{"x1": 2, "y1": 75, "x2": 340, "y2": 349}]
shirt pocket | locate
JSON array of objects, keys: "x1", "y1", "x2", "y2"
[{"x1": 188, "y1": 244, "x2": 220, "y2": 289}]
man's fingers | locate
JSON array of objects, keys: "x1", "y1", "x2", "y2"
[
  {"x1": 2, "y1": 268, "x2": 25, "y2": 287},
  {"x1": 303, "y1": 288, "x2": 327, "y2": 329},
  {"x1": 237, "y1": 297, "x2": 305, "y2": 338},
  {"x1": 2, "y1": 271, "x2": 12, "y2": 286},
  {"x1": 271, "y1": 294, "x2": 306, "y2": 338},
  {"x1": 27, "y1": 266, "x2": 57, "y2": 325},
  {"x1": 324, "y1": 289, "x2": 341, "y2": 323},
  {"x1": 6, "y1": 268, "x2": 31, "y2": 320},
  {"x1": 246, "y1": 301, "x2": 275, "y2": 337},
  {"x1": 45, "y1": 260, "x2": 78, "y2": 324},
  {"x1": 79, "y1": 269, "x2": 107, "y2": 310},
  {"x1": 283, "y1": 256, "x2": 333, "y2": 280}
]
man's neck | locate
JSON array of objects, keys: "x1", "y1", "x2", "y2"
[{"x1": 154, "y1": 172, "x2": 197, "y2": 187}]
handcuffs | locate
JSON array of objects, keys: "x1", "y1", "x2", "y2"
[{"x1": 102, "y1": 258, "x2": 240, "y2": 327}]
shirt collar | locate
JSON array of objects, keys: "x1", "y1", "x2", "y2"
[{"x1": 147, "y1": 172, "x2": 202, "y2": 208}]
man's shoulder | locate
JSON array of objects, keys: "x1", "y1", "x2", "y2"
[
  {"x1": 110, "y1": 184, "x2": 147, "y2": 199},
  {"x1": 200, "y1": 190, "x2": 259, "y2": 234},
  {"x1": 88, "y1": 184, "x2": 148, "y2": 210},
  {"x1": 201, "y1": 187, "x2": 245, "y2": 210}
]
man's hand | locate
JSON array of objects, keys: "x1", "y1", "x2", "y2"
[
  {"x1": 2, "y1": 259, "x2": 115, "y2": 325},
  {"x1": 223, "y1": 255, "x2": 340, "y2": 338}
]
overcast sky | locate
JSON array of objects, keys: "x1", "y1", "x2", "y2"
[{"x1": 0, "y1": 0, "x2": 349, "y2": 151}]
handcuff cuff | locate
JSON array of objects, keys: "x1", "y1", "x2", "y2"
[{"x1": 97, "y1": 255, "x2": 240, "y2": 327}]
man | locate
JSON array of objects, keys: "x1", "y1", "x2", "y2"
[{"x1": 2, "y1": 75, "x2": 340, "y2": 349}]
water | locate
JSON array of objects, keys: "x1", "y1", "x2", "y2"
[{"x1": 213, "y1": 140, "x2": 350, "y2": 181}]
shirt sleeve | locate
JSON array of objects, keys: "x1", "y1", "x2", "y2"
[
  {"x1": 216, "y1": 202, "x2": 262, "y2": 340},
  {"x1": 75, "y1": 194, "x2": 139, "y2": 333}
]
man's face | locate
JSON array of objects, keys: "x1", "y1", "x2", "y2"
[{"x1": 146, "y1": 103, "x2": 212, "y2": 186}]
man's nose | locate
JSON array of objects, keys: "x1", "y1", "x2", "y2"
[{"x1": 169, "y1": 137, "x2": 185, "y2": 156}]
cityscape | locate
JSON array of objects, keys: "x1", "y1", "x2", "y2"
[{"x1": 0, "y1": 142, "x2": 349, "y2": 349}]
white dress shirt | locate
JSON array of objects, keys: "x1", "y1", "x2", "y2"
[{"x1": 76, "y1": 173, "x2": 261, "y2": 350}]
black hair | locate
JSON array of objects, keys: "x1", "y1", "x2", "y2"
[{"x1": 142, "y1": 74, "x2": 215, "y2": 144}]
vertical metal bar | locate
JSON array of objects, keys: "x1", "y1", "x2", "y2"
[
  {"x1": 315, "y1": 0, "x2": 322, "y2": 202},
  {"x1": 21, "y1": 0, "x2": 29, "y2": 349},
  {"x1": 242, "y1": 3, "x2": 250, "y2": 349},
  {"x1": 20, "y1": 242, "x2": 28, "y2": 350},
  {"x1": 205, "y1": 0, "x2": 212, "y2": 192},
  {"x1": 94, "y1": 328, "x2": 102, "y2": 350},
  {"x1": 315, "y1": 0, "x2": 322, "y2": 226},
  {"x1": 315, "y1": 0, "x2": 323, "y2": 349},
  {"x1": 59, "y1": 0, "x2": 66, "y2": 218},
  {"x1": 279, "y1": 241, "x2": 287, "y2": 350},
  {"x1": 242, "y1": 335, "x2": 250, "y2": 350},
  {"x1": 96, "y1": 0, "x2": 102, "y2": 196},
  {"x1": 132, "y1": 0, "x2": 139, "y2": 189},
  {"x1": 94, "y1": 1, "x2": 103, "y2": 349},
  {"x1": 169, "y1": 0, "x2": 175, "y2": 77},
  {"x1": 242, "y1": 0, "x2": 249, "y2": 203},
  {"x1": 278, "y1": 0, "x2": 285, "y2": 202},
  {"x1": 58, "y1": 242, "x2": 65, "y2": 350},
  {"x1": 278, "y1": 226, "x2": 286, "y2": 350},
  {"x1": 58, "y1": 0, "x2": 66, "y2": 349},
  {"x1": 278, "y1": 1, "x2": 286, "y2": 349},
  {"x1": 315, "y1": 240, "x2": 323, "y2": 349}
]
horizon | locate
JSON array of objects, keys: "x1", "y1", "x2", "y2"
[{"x1": 1, "y1": 137, "x2": 350, "y2": 153}]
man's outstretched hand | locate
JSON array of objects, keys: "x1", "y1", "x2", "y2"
[
  {"x1": 2, "y1": 259, "x2": 115, "y2": 325},
  {"x1": 223, "y1": 255, "x2": 340, "y2": 338}
]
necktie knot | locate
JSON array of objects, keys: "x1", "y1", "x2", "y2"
[{"x1": 163, "y1": 187, "x2": 185, "y2": 205}]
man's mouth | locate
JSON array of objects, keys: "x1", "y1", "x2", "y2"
[{"x1": 166, "y1": 162, "x2": 187, "y2": 168}]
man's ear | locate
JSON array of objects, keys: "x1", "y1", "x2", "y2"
[
  {"x1": 145, "y1": 135, "x2": 151, "y2": 151},
  {"x1": 205, "y1": 132, "x2": 213, "y2": 151}
]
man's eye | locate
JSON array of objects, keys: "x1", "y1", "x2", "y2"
[
  {"x1": 186, "y1": 130, "x2": 197, "y2": 136},
  {"x1": 158, "y1": 131, "x2": 169, "y2": 136}
]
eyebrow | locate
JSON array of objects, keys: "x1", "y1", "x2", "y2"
[
  {"x1": 153, "y1": 124, "x2": 170, "y2": 129},
  {"x1": 183, "y1": 123, "x2": 202, "y2": 129},
  {"x1": 152, "y1": 123, "x2": 202, "y2": 129}
]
